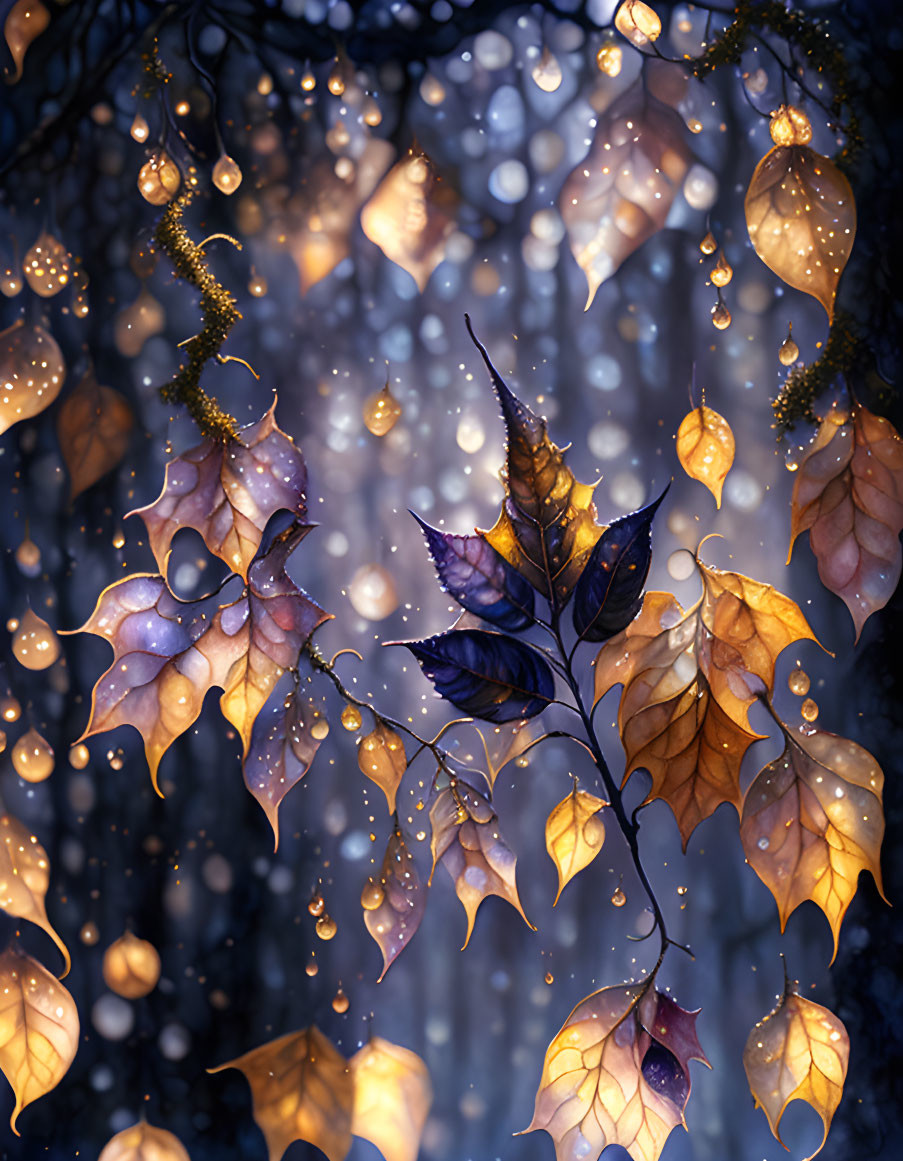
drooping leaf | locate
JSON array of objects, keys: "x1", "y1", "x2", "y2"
[
  {"x1": 358, "y1": 722, "x2": 407, "y2": 814},
  {"x1": 411, "y1": 512, "x2": 535, "y2": 631},
  {"x1": 0, "y1": 320, "x2": 66, "y2": 437},
  {"x1": 349, "y1": 1037, "x2": 432, "y2": 1161},
  {"x1": 0, "y1": 814, "x2": 71, "y2": 976},
  {"x1": 545, "y1": 784, "x2": 607, "y2": 904},
  {"x1": 0, "y1": 948, "x2": 79, "y2": 1134},
  {"x1": 740, "y1": 722, "x2": 886, "y2": 962},
  {"x1": 559, "y1": 86, "x2": 692, "y2": 310},
  {"x1": 675, "y1": 405, "x2": 734, "y2": 508},
  {"x1": 363, "y1": 829, "x2": 426, "y2": 981},
  {"x1": 130, "y1": 399, "x2": 308, "y2": 581},
  {"x1": 473, "y1": 721, "x2": 535, "y2": 790},
  {"x1": 209, "y1": 1027, "x2": 352, "y2": 1161},
  {"x1": 788, "y1": 402, "x2": 903, "y2": 641},
  {"x1": 98, "y1": 1120, "x2": 192, "y2": 1161},
  {"x1": 3, "y1": 0, "x2": 50, "y2": 83},
  {"x1": 743, "y1": 984, "x2": 849, "y2": 1160},
  {"x1": 397, "y1": 628, "x2": 554, "y2": 723},
  {"x1": 429, "y1": 778, "x2": 534, "y2": 948},
  {"x1": 55, "y1": 370, "x2": 134, "y2": 501},
  {"x1": 640, "y1": 990, "x2": 710, "y2": 1086},
  {"x1": 573, "y1": 487, "x2": 668, "y2": 642}
]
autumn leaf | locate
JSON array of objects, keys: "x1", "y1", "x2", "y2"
[
  {"x1": 209, "y1": 1026, "x2": 352, "y2": 1161},
  {"x1": 129, "y1": 399, "x2": 308, "y2": 581},
  {"x1": 429, "y1": 778, "x2": 534, "y2": 948},
  {"x1": 743, "y1": 980, "x2": 849, "y2": 1160},
  {"x1": 740, "y1": 721, "x2": 886, "y2": 961},
  {"x1": 349, "y1": 1037, "x2": 432, "y2": 1161},
  {"x1": 788, "y1": 401, "x2": 903, "y2": 641},
  {"x1": 363, "y1": 829, "x2": 426, "y2": 981},
  {"x1": 98, "y1": 1120, "x2": 192, "y2": 1161},
  {"x1": 56, "y1": 370, "x2": 133, "y2": 501},
  {"x1": 675, "y1": 405, "x2": 734, "y2": 508},
  {"x1": 0, "y1": 814, "x2": 71, "y2": 976},
  {"x1": 545, "y1": 784, "x2": 607, "y2": 904},
  {"x1": 0, "y1": 947, "x2": 79, "y2": 1134},
  {"x1": 473, "y1": 721, "x2": 534, "y2": 790},
  {"x1": 358, "y1": 721, "x2": 407, "y2": 814},
  {"x1": 0, "y1": 320, "x2": 66, "y2": 436}
]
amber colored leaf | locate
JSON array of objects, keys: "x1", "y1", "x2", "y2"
[
  {"x1": 358, "y1": 722, "x2": 407, "y2": 814},
  {"x1": 209, "y1": 1026, "x2": 352, "y2": 1161},
  {"x1": 745, "y1": 142, "x2": 855, "y2": 321},
  {"x1": 429, "y1": 778, "x2": 534, "y2": 949},
  {"x1": 545, "y1": 784, "x2": 607, "y2": 904},
  {"x1": 364, "y1": 829, "x2": 426, "y2": 981},
  {"x1": 675, "y1": 405, "x2": 734, "y2": 508},
  {"x1": 0, "y1": 814, "x2": 71, "y2": 976},
  {"x1": 56, "y1": 370, "x2": 134, "y2": 501},
  {"x1": 0, "y1": 948, "x2": 79, "y2": 1134},
  {"x1": 740, "y1": 722, "x2": 886, "y2": 962},
  {"x1": 788, "y1": 402, "x2": 903, "y2": 641},
  {"x1": 349, "y1": 1037, "x2": 432, "y2": 1161},
  {"x1": 3, "y1": 0, "x2": 50, "y2": 83},
  {"x1": 473, "y1": 721, "x2": 534, "y2": 790},
  {"x1": 743, "y1": 985, "x2": 849, "y2": 1160},
  {"x1": 98, "y1": 1121, "x2": 192, "y2": 1161},
  {"x1": 129, "y1": 399, "x2": 308, "y2": 581},
  {"x1": 0, "y1": 320, "x2": 66, "y2": 436}
]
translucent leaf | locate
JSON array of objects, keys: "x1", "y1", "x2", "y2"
[
  {"x1": 0, "y1": 320, "x2": 66, "y2": 437},
  {"x1": 0, "y1": 948, "x2": 79, "y2": 1134},
  {"x1": 55, "y1": 370, "x2": 134, "y2": 501},
  {"x1": 358, "y1": 722, "x2": 407, "y2": 814},
  {"x1": 740, "y1": 722, "x2": 886, "y2": 961},
  {"x1": 545, "y1": 784, "x2": 607, "y2": 904},
  {"x1": 675, "y1": 405, "x2": 734, "y2": 508},
  {"x1": 349, "y1": 1037, "x2": 432, "y2": 1161},
  {"x1": 98, "y1": 1120, "x2": 192, "y2": 1161},
  {"x1": 788, "y1": 402, "x2": 903, "y2": 640},
  {"x1": 743, "y1": 986, "x2": 849, "y2": 1160},
  {"x1": 209, "y1": 1026, "x2": 352, "y2": 1161},
  {"x1": 363, "y1": 829, "x2": 426, "y2": 981},
  {"x1": 0, "y1": 814, "x2": 71, "y2": 976},
  {"x1": 473, "y1": 721, "x2": 534, "y2": 790},
  {"x1": 3, "y1": 0, "x2": 49, "y2": 83}
]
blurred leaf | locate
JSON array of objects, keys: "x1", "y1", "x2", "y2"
[
  {"x1": 545, "y1": 784, "x2": 607, "y2": 904},
  {"x1": 358, "y1": 722, "x2": 407, "y2": 814},
  {"x1": 56, "y1": 370, "x2": 133, "y2": 501},
  {"x1": 363, "y1": 829, "x2": 426, "y2": 981},
  {"x1": 676, "y1": 405, "x2": 734, "y2": 508},
  {"x1": 349, "y1": 1037, "x2": 432, "y2": 1161},
  {"x1": 0, "y1": 320, "x2": 65, "y2": 436},
  {"x1": 98, "y1": 1121, "x2": 192, "y2": 1161},
  {"x1": 0, "y1": 814, "x2": 70, "y2": 976}
]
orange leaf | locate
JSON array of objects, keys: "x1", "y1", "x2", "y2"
[
  {"x1": 358, "y1": 722, "x2": 407, "y2": 814},
  {"x1": 0, "y1": 320, "x2": 65, "y2": 436},
  {"x1": 98, "y1": 1121, "x2": 192, "y2": 1161},
  {"x1": 0, "y1": 814, "x2": 71, "y2": 976},
  {"x1": 56, "y1": 370, "x2": 134, "y2": 501},
  {"x1": 675, "y1": 405, "x2": 734, "y2": 508},
  {"x1": 545, "y1": 784, "x2": 607, "y2": 904},
  {"x1": 349, "y1": 1037, "x2": 432, "y2": 1161}
]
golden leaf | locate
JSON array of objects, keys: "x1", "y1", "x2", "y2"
[
  {"x1": 3, "y1": 0, "x2": 50, "y2": 83},
  {"x1": 349, "y1": 1037, "x2": 432, "y2": 1161},
  {"x1": 740, "y1": 722, "x2": 886, "y2": 962},
  {"x1": 0, "y1": 814, "x2": 71, "y2": 976},
  {"x1": 675, "y1": 405, "x2": 735, "y2": 508},
  {"x1": 98, "y1": 1120, "x2": 192, "y2": 1161},
  {"x1": 788, "y1": 402, "x2": 903, "y2": 641},
  {"x1": 545, "y1": 784, "x2": 607, "y2": 904},
  {"x1": 0, "y1": 320, "x2": 66, "y2": 436},
  {"x1": 209, "y1": 1026, "x2": 352, "y2": 1161},
  {"x1": 363, "y1": 829, "x2": 426, "y2": 981},
  {"x1": 56, "y1": 371, "x2": 134, "y2": 501},
  {"x1": 473, "y1": 721, "x2": 534, "y2": 790},
  {"x1": 0, "y1": 947, "x2": 79, "y2": 1134},
  {"x1": 358, "y1": 722, "x2": 407, "y2": 814},
  {"x1": 743, "y1": 985, "x2": 849, "y2": 1160}
]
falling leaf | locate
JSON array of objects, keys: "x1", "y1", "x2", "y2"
[
  {"x1": 130, "y1": 399, "x2": 308, "y2": 581},
  {"x1": 349, "y1": 1037, "x2": 432, "y2": 1161},
  {"x1": 0, "y1": 947, "x2": 79, "y2": 1134},
  {"x1": 745, "y1": 106, "x2": 856, "y2": 321},
  {"x1": 209, "y1": 1026, "x2": 352, "y2": 1161},
  {"x1": 56, "y1": 370, "x2": 134, "y2": 500},
  {"x1": 560, "y1": 86, "x2": 691, "y2": 310},
  {"x1": 3, "y1": 0, "x2": 49, "y2": 83},
  {"x1": 740, "y1": 721, "x2": 885, "y2": 961},
  {"x1": 363, "y1": 829, "x2": 426, "y2": 981},
  {"x1": 675, "y1": 405, "x2": 735, "y2": 508},
  {"x1": 429, "y1": 778, "x2": 534, "y2": 948},
  {"x1": 357, "y1": 722, "x2": 407, "y2": 814},
  {"x1": 0, "y1": 320, "x2": 66, "y2": 437},
  {"x1": 788, "y1": 402, "x2": 903, "y2": 640},
  {"x1": 98, "y1": 1120, "x2": 192, "y2": 1161},
  {"x1": 0, "y1": 815, "x2": 70, "y2": 976},
  {"x1": 545, "y1": 784, "x2": 607, "y2": 904},
  {"x1": 743, "y1": 982, "x2": 849, "y2": 1160}
]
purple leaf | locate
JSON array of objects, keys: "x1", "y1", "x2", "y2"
[
  {"x1": 363, "y1": 829, "x2": 426, "y2": 980},
  {"x1": 641, "y1": 1043, "x2": 689, "y2": 1112}
]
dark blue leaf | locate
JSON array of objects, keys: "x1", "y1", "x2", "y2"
[
  {"x1": 641, "y1": 1042, "x2": 690, "y2": 1111},
  {"x1": 411, "y1": 512, "x2": 535, "y2": 631},
  {"x1": 392, "y1": 629, "x2": 555, "y2": 722},
  {"x1": 572, "y1": 484, "x2": 669, "y2": 642}
]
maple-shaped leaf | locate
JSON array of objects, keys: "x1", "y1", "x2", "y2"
[
  {"x1": 411, "y1": 512, "x2": 535, "y2": 631},
  {"x1": 0, "y1": 947, "x2": 79, "y2": 1134},
  {"x1": 573, "y1": 487, "x2": 668, "y2": 642},
  {"x1": 130, "y1": 399, "x2": 308, "y2": 581},
  {"x1": 55, "y1": 371, "x2": 134, "y2": 501},
  {"x1": 743, "y1": 981, "x2": 849, "y2": 1160},
  {"x1": 675, "y1": 404, "x2": 734, "y2": 508},
  {"x1": 0, "y1": 814, "x2": 71, "y2": 976},
  {"x1": 98, "y1": 1120, "x2": 192, "y2": 1161},
  {"x1": 209, "y1": 1026, "x2": 352, "y2": 1161},
  {"x1": 466, "y1": 318, "x2": 602, "y2": 605},
  {"x1": 363, "y1": 829, "x2": 426, "y2": 981},
  {"x1": 349, "y1": 1037, "x2": 432, "y2": 1161},
  {"x1": 396, "y1": 629, "x2": 555, "y2": 723},
  {"x1": 358, "y1": 721, "x2": 407, "y2": 814},
  {"x1": 788, "y1": 402, "x2": 903, "y2": 641},
  {"x1": 740, "y1": 721, "x2": 886, "y2": 962},
  {"x1": 545, "y1": 784, "x2": 607, "y2": 904},
  {"x1": 429, "y1": 778, "x2": 534, "y2": 948},
  {"x1": 522, "y1": 983, "x2": 708, "y2": 1161}
]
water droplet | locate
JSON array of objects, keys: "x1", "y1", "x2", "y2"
[
  {"x1": 788, "y1": 669, "x2": 810, "y2": 696},
  {"x1": 12, "y1": 608, "x2": 60, "y2": 670},
  {"x1": 212, "y1": 153, "x2": 242, "y2": 195},
  {"x1": 315, "y1": 914, "x2": 337, "y2": 940},
  {"x1": 308, "y1": 893, "x2": 325, "y2": 917},
  {"x1": 332, "y1": 987, "x2": 349, "y2": 1013},
  {"x1": 360, "y1": 877, "x2": 385, "y2": 910},
  {"x1": 711, "y1": 300, "x2": 732, "y2": 330},
  {"x1": 710, "y1": 251, "x2": 733, "y2": 288},
  {"x1": 779, "y1": 326, "x2": 800, "y2": 366},
  {"x1": 130, "y1": 113, "x2": 149, "y2": 143},
  {"x1": 0, "y1": 696, "x2": 21, "y2": 723},
  {"x1": 611, "y1": 886, "x2": 627, "y2": 907},
  {"x1": 348, "y1": 563, "x2": 398, "y2": 621},
  {"x1": 363, "y1": 382, "x2": 402, "y2": 437},
  {"x1": 676, "y1": 885, "x2": 688, "y2": 896},
  {"x1": 11, "y1": 727, "x2": 54, "y2": 781},
  {"x1": 699, "y1": 231, "x2": 717, "y2": 255},
  {"x1": 137, "y1": 152, "x2": 181, "y2": 206},
  {"x1": 757, "y1": 837, "x2": 770, "y2": 851},
  {"x1": 801, "y1": 698, "x2": 819, "y2": 723},
  {"x1": 14, "y1": 537, "x2": 41, "y2": 576},
  {"x1": 310, "y1": 717, "x2": 330, "y2": 741},
  {"x1": 80, "y1": 922, "x2": 99, "y2": 946},
  {"x1": 305, "y1": 957, "x2": 318, "y2": 977},
  {"x1": 69, "y1": 743, "x2": 90, "y2": 770},
  {"x1": 544, "y1": 971, "x2": 554, "y2": 985},
  {"x1": 595, "y1": 43, "x2": 622, "y2": 77},
  {"x1": 341, "y1": 704, "x2": 363, "y2": 732},
  {"x1": 102, "y1": 932, "x2": 161, "y2": 998},
  {"x1": 248, "y1": 270, "x2": 267, "y2": 297}
]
